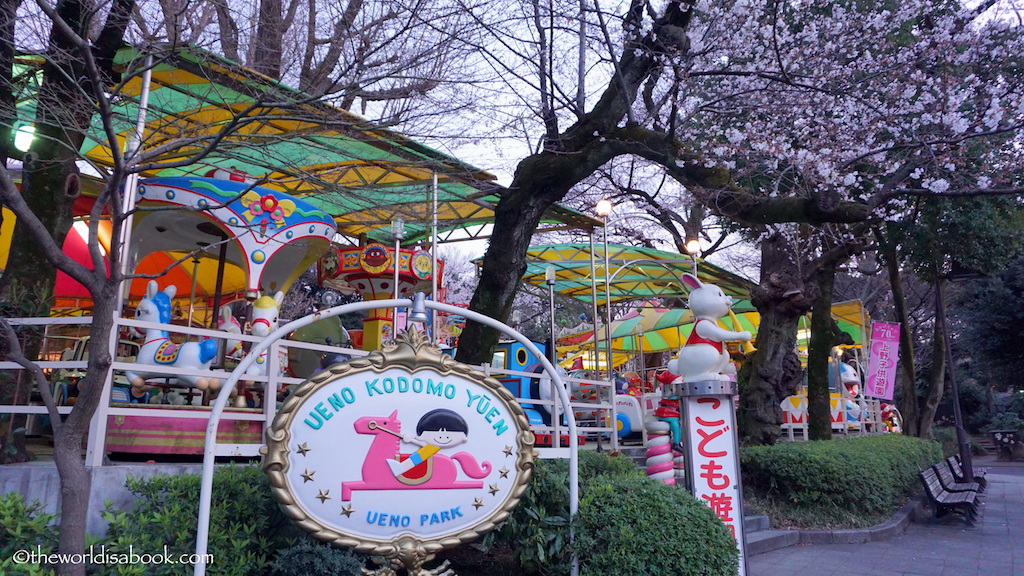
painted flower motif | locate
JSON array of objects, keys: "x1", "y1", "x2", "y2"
[
  {"x1": 250, "y1": 195, "x2": 285, "y2": 222},
  {"x1": 242, "y1": 192, "x2": 295, "y2": 225}
]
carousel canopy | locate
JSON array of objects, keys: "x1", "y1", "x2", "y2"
[
  {"x1": 519, "y1": 243, "x2": 755, "y2": 306},
  {"x1": 9, "y1": 44, "x2": 599, "y2": 245}
]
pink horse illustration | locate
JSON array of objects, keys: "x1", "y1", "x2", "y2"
[{"x1": 341, "y1": 411, "x2": 492, "y2": 501}]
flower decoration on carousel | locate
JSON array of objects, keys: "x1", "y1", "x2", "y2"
[{"x1": 242, "y1": 191, "x2": 296, "y2": 228}]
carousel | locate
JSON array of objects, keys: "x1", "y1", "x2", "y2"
[{"x1": 0, "y1": 44, "x2": 598, "y2": 463}]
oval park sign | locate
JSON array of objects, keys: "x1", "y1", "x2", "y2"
[{"x1": 264, "y1": 328, "x2": 535, "y2": 572}]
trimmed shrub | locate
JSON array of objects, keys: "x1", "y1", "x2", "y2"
[
  {"x1": 488, "y1": 450, "x2": 644, "y2": 574},
  {"x1": 0, "y1": 492, "x2": 57, "y2": 576},
  {"x1": 467, "y1": 450, "x2": 737, "y2": 576},
  {"x1": 270, "y1": 540, "x2": 363, "y2": 576},
  {"x1": 741, "y1": 435, "x2": 941, "y2": 518},
  {"x1": 574, "y1": 475, "x2": 738, "y2": 576},
  {"x1": 95, "y1": 464, "x2": 303, "y2": 576}
]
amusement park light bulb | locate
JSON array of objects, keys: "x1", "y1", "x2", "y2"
[
  {"x1": 595, "y1": 199, "x2": 613, "y2": 218},
  {"x1": 391, "y1": 218, "x2": 405, "y2": 241},
  {"x1": 14, "y1": 124, "x2": 35, "y2": 152},
  {"x1": 685, "y1": 238, "x2": 701, "y2": 256},
  {"x1": 545, "y1": 265, "x2": 557, "y2": 286}
]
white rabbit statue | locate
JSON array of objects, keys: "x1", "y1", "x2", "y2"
[{"x1": 667, "y1": 273, "x2": 752, "y2": 383}]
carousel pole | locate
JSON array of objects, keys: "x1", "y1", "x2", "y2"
[
  {"x1": 430, "y1": 172, "x2": 439, "y2": 342},
  {"x1": 87, "y1": 54, "x2": 153, "y2": 467},
  {"x1": 391, "y1": 218, "x2": 405, "y2": 337}
]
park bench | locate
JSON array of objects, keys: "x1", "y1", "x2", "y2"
[
  {"x1": 932, "y1": 463, "x2": 982, "y2": 493},
  {"x1": 947, "y1": 455, "x2": 987, "y2": 490},
  {"x1": 918, "y1": 466, "x2": 979, "y2": 525}
]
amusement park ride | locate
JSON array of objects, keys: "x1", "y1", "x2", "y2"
[
  {"x1": 14, "y1": 166, "x2": 895, "y2": 459},
  {"x1": 0, "y1": 45, "x2": 898, "y2": 470}
]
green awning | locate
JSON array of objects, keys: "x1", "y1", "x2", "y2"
[
  {"x1": 10, "y1": 45, "x2": 599, "y2": 244},
  {"x1": 521, "y1": 243, "x2": 756, "y2": 306}
]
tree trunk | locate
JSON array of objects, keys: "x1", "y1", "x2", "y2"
[
  {"x1": 806, "y1": 261, "x2": 836, "y2": 440},
  {"x1": 880, "y1": 234, "x2": 919, "y2": 436},
  {"x1": 51, "y1": 284, "x2": 117, "y2": 576},
  {"x1": 457, "y1": 154, "x2": 590, "y2": 364},
  {"x1": 251, "y1": 0, "x2": 284, "y2": 78},
  {"x1": 737, "y1": 233, "x2": 813, "y2": 445},
  {"x1": 918, "y1": 299, "x2": 945, "y2": 440}
]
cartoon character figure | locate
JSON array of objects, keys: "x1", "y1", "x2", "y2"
[
  {"x1": 387, "y1": 409, "x2": 469, "y2": 480},
  {"x1": 667, "y1": 273, "x2": 752, "y2": 383},
  {"x1": 838, "y1": 362, "x2": 862, "y2": 422},
  {"x1": 341, "y1": 411, "x2": 491, "y2": 500}
]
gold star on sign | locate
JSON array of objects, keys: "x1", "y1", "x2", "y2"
[
  {"x1": 297, "y1": 443, "x2": 311, "y2": 456},
  {"x1": 472, "y1": 497, "x2": 484, "y2": 510},
  {"x1": 503, "y1": 445, "x2": 514, "y2": 457},
  {"x1": 301, "y1": 469, "x2": 315, "y2": 483},
  {"x1": 341, "y1": 504, "x2": 354, "y2": 518},
  {"x1": 488, "y1": 484, "x2": 499, "y2": 495},
  {"x1": 499, "y1": 467, "x2": 510, "y2": 478},
  {"x1": 316, "y1": 489, "x2": 330, "y2": 503}
]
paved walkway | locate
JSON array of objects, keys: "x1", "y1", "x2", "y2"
[{"x1": 747, "y1": 455, "x2": 1024, "y2": 576}]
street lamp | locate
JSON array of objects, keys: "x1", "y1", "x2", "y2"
[
  {"x1": 596, "y1": 200, "x2": 616, "y2": 450},
  {"x1": 391, "y1": 218, "x2": 405, "y2": 336},
  {"x1": 685, "y1": 236, "x2": 701, "y2": 274}
]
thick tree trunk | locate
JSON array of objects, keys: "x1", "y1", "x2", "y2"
[
  {"x1": 918, "y1": 301, "x2": 945, "y2": 440},
  {"x1": 251, "y1": 0, "x2": 284, "y2": 78},
  {"x1": 737, "y1": 233, "x2": 813, "y2": 445},
  {"x1": 456, "y1": 153, "x2": 598, "y2": 364},
  {"x1": 806, "y1": 261, "x2": 836, "y2": 440}
]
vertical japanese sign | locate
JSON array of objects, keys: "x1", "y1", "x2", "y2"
[
  {"x1": 684, "y1": 396, "x2": 746, "y2": 575},
  {"x1": 865, "y1": 322, "x2": 900, "y2": 400}
]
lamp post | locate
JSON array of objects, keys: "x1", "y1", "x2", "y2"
[
  {"x1": 546, "y1": 265, "x2": 560, "y2": 448},
  {"x1": 596, "y1": 199, "x2": 617, "y2": 450},
  {"x1": 391, "y1": 218, "x2": 405, "y2": 336},
  {"x1": 545, "y1": 265, "x2": 558, "y2": 356},
  {"x1": 933, "y1": 261, "x2": 974, "y2": 478}
]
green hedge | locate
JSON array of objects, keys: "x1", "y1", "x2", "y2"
[
  {"x1": 575, "y1": 475, "x2": 738, "y2": 576},
  {"x1": 96, "y1": 465, "x2": 305, "y2": 576},
  {"x1": 741, "y1": 435, "x2": 941, "y2": 516},
  {"x1": 0, "y1": 492, "x2": 57, "y2": 576},
  {"x1": 480, "y1": 450, "x2": 738, "y2": 576}
]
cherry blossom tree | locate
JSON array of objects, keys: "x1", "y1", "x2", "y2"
[{"x1": 455, "y1": 0, "x2": 1024, "y2": 443}]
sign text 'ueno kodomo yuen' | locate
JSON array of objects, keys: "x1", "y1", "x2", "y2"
[{"x1": 264, "y1": 328, "x2": 534, "y2": 574}]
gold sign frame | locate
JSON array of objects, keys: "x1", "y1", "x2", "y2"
[{"x1": 264, "y1": 328, "x2": 535, "y2": 575}]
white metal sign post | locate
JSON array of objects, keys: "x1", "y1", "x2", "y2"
[
  {"x1": 672, "y1": 380, "x2": 749, "y2": 576},
  {"x1": 193, "y1": 295, "x2": 580, "y2": 576}
]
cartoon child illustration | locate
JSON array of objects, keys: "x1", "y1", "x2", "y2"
[{"x1": 387, "y1": 409, "x2": 469, "y2": 479}]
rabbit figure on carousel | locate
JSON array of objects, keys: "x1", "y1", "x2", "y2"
[
  {"x1": 667, "y1": 273, "x2": 752, "y2": 383},
  {"x1": 126, "y1": 280, "x2": 221, "y2": 391},
  {"x1": 217, "y1": 307, "x2": 244, "y2": 362}
]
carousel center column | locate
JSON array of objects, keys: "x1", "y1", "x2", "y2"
[{"x1": 320, "y1": 243, "x2": 437, "y2": 351}]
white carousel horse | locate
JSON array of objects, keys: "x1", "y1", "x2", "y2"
[
  {"x1": 244, "y1": 291, "x2": 287, "y2": 380},
  {"x1": 126, "y1": 281, "x2": 221, "y2": 390},
  {"x1": 217, "y1": 307, "x2": 244, "y2": 361}
]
